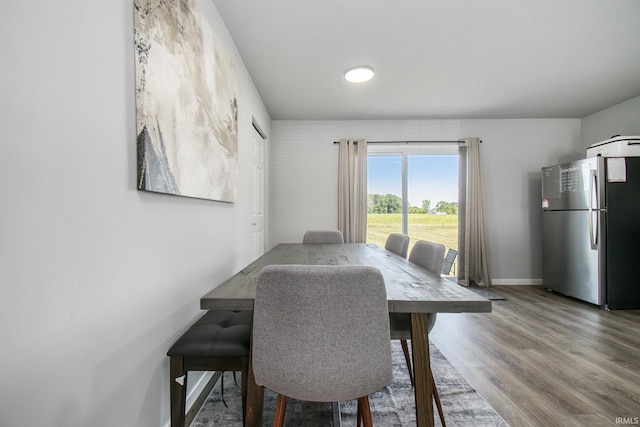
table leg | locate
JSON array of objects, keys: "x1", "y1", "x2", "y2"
[
  {"x1": 245, "y1": 344, "x2": 264, "y2": 427},
  {"x1": 410, "y1": 312, "x2": 434, "y2": 427}
]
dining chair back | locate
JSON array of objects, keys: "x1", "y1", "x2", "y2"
[
  {"x1": 408, "y1": 240, "x2": 446, "y2": 274},
  {"x1": 441, "y1": 248, "x2": 458, "y2": 276},
  {"x1": 252, "y1": 264, "x2": 392, "y2": 426},
  {"x1": 302, "y1": 230, "x2": 344, "y2": 244},
  {"x1": 384, "y1": 233, "x2": 410, "y2": 258}
]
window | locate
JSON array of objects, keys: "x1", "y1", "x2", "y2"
[{"x1": 367, "y1": 144, "x2": 459, "y2": 260}]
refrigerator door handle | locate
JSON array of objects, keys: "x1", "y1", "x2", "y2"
[{"x1": 589, "y1": 170, "x2": 598, "y2": 250}]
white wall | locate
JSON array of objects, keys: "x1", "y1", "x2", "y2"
[
  {"x1": 270, "y1": 119, "x2": 582, "y2": 284},
  {"x1": 0, "y1": 1, "x2": 270, "y2": 427},
  {"x1": 459, "y1": 119, "x2": 582, "y2": 283},
  {"x1": 270, "y1": 120, "x2": 465, "y2": 244},
  {"x1": 581, "y1": 95, "x2": 640, "y2": 149}
]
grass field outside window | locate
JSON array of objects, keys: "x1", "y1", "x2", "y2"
[{"x1": 367, "y1": 213, "x2": 458, "y2": 257}]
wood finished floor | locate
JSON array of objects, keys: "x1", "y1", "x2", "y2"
[{"x1": 429, "y1": 285, "x2": 640, "y2": 427}]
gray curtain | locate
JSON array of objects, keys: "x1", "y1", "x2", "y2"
[
  {"x1": 338, "y1": 138, "x2": 367, "y2": 243},
  {"x1": 458, "y1": 137, "x2": 491, "y2": 287}
]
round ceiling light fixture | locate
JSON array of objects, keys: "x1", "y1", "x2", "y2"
[{"x1": 344, "y1": 66, "x2": 375, "y2": 83}]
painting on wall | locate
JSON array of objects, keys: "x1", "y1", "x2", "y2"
[{"x1": 134, "y1": 0, "x2": 238, "y2": 202}]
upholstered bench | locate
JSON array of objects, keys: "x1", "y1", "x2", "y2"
[{"x1": 167, "y1": 310, "x2": 252, "y2": 427}]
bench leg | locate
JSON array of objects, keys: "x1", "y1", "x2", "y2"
[
  {"x1": 245, "y1": 351, "x2": 264, "y2": 427},
  {"x1": 170, "y1": 356, "x2": 187, "y2": 427},
  {"x1": 241, "y1": 359, "x2": 249, "y2": 426}
]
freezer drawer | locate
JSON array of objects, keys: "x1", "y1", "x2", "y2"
[{"x1": 542, "y1": 210, "x2": 604, "y2": 305}]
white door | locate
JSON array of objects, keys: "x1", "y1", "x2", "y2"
[{"x1": 252, "y1": 127, "x2": 265, "y2": 259}]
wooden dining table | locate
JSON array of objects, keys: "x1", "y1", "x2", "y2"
[{"x1": 201, "y1": 243, "x2": 492, "y2": 427}]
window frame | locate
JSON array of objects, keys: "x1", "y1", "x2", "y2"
[{"x1": 367, "y1": 143, "x2": 459, "y2": 235}]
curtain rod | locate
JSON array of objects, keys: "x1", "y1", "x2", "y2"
[{"x1": 332, "y1": 140, "x2": 479, "y2": 144}]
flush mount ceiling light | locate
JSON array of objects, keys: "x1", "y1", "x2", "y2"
[{"x1": 344, "y1": 66, "x2": 375, "y2": 83}]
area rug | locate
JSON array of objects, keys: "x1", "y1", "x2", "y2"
[
  {"x1": 465, "y1": 284, "x2": 507, "y2": 301},
  {"x1": 191, "y1": 342, "x2": 509, "y2": 426},
  {"x1": 445, "y1": 277, "x2": 506, "y2": 301}
]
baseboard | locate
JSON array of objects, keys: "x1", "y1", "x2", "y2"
[
  {"x1": 162, "y1": 371, "x2": 221, "y2": 427},
  {"x1": 491, "y1": 279, "x2": 543, "y2": 286}
]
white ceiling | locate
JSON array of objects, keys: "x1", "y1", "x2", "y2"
[{"x1": 212, "y1": 0, "x2": 640, "y2": 120}]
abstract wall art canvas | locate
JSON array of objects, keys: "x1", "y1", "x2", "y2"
[{"x1": 134, "y1": 0, "x2": 238, "y2": 202}]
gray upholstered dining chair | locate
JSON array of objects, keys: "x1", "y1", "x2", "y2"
[
  {"x1": 301, "y1": 228, "x2": 346, "y2": 424},
  {"x1": 389, "y1": 239, "x2": 447, "y2": 426},
  {"x1": 302, "y1": 230, "x2": 344, "y2": 244},
  {"x1": 384, "y1": 233, "x2": 410, "y2": 258},
  {"x1": 252, "y1": 265, "x2": 392, "y2": 427}
]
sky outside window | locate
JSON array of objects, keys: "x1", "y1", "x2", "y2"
[
  {"x1": 368, "y1": 155, "x2": 402, "y2": 198},
  {"x1": 368, "y1": 155, "x2": 458, "y2": 207}
]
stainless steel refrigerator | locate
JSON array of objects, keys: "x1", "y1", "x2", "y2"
[{"x1": 541, "y1": 156, "x2": 640, "y2": 309}]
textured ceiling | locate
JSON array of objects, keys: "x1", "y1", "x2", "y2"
[{"x1": 213, "y1": 0, "x2": 640, "y2": 120}]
